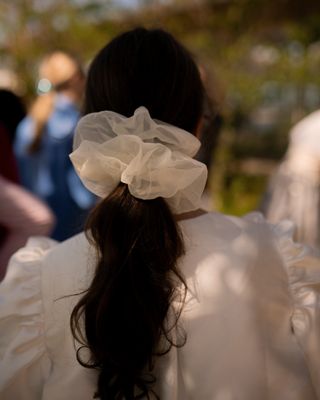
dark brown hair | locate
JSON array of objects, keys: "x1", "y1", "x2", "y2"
[{"x1": 71, "y1": 28, "x2": 204, "y2": 399}]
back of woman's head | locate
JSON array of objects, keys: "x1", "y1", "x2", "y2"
[
  {"x1": 84, "y1": 27, "x2": 203, "y2": 134},
  {"x1": 71, "y1": 28, "x2": 205, "y2": 400}
]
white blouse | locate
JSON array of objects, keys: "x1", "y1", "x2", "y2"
[{"x1": 0, "y1": 212, "x2": 320, "y2": 400}]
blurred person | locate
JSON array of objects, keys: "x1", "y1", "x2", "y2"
[
  {"x1": 0, "y1": 88, "x2": 26, "y2": 183},
  {"x1": 0, "y1": 122, "x2": 20, "y2": 185},
  {"x1": 0, "y1": 89, "x2": 26, "y2": 144},
  {"x1": 0, "y1": 175, "x2": 55, "y2": 280},
  {"x1": 14, "y1": 51, "x2": 96, "y2": 241},
  {"x1": 0, "y1": 28, "x2": 320, "y2": 400},
  {"x1": 261, "y1": 109, "x2": 320, "y2": 249},
  {"x1": 0, "y1": 98, "x2": 54, "y2": 280}
]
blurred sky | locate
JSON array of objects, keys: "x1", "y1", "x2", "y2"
[
  {"x1": 116, "y1": 0, "x2": 140, "y2": 7},
  {"x1": 72, "y1": 0, "x2": 169, "y2": 10},
  {"x1": 111, "y1": 0, "x2": 171, "y2": 9}
]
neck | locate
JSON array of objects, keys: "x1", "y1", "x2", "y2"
[{"x1": 175, "y1": 208, "x2": 207, "y2": 221}]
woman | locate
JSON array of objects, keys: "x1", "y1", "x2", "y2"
[
  {"x1": 14, "y1": 51, "x2": 96, "y2": 241},
  {"x1": 1, "y1": 28, "x2": 320, "y2": 400}
]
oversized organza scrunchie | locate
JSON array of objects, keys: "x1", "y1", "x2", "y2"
[{"x1": 70, "y1": 107, "x2": 207, "y2": 213}]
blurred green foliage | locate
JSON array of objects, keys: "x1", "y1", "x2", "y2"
[{"x1": 1, "y1": 0, "x2": 320, "y2": 215}]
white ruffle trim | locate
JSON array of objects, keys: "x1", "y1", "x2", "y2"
[
  {"x1": 245, "y1": 213, "x2": 320, "y2": 396},
  {"x1": 0, "y1": 237, "x2": 57, "y2": 392}
]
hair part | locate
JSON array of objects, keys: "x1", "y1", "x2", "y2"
[{"x1": 83, "y1": 27, "x2": 204, "y2": 134}]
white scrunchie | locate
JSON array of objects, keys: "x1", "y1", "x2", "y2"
[{"x1": 70, "y1": 107, "x2": 208, "y2": 213}]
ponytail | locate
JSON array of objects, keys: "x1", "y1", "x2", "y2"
[{"x1": 71, "y1": 183, "x2": 187, "y2": 399}]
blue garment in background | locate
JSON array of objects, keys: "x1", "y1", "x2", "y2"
[{"x1": 14, "y1": 94, "x2": 96, "y2": 241}]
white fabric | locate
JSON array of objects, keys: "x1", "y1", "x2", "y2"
[
  {"x1": 290, "y1": 109, "x2": 320, "y2": 157},
  {"x1": 261, "y1": 110, "x2": 320, "y2": 248},
  {"x1": 1, "y1": 212, "x2": 320, "y2": 399},
  {"x1": 70, "y1": 107, "x2": 208, "y2": 213}
]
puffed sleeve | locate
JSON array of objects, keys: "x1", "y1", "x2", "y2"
[
  {"x1": 0, "y1": 237, "x2": 57, "y2": 400},
  {"x1": 272, "y1": 220, "x2": 320, "y2": 398}
]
